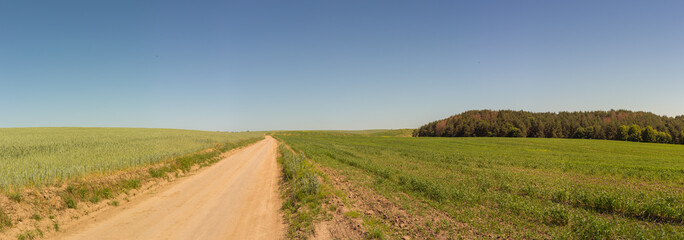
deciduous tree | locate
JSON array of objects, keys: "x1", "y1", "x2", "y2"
[
  {"x1": 616, "y1": 125, "x2": 629, "y2": 141},
  {"x1": 642, "y1": 126, "x2": 657, "y2": 143},
  {"x1": 628, "y1": 124, "x2": 642, "y2": 142}
]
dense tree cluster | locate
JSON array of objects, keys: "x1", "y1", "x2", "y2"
[{"x1": 414, "y1": 110, "x2": 684, "y2": 144}]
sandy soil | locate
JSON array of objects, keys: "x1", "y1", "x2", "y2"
[{"x1": 51, "y1": 136, "x2": 284, "y2": 240}]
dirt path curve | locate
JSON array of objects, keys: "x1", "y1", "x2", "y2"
[{"x1": 53, "y1": 136, "x2": 284, "y2": 240}]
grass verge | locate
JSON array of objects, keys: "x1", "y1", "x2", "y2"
[{"x1": 278, "y1": 143, "x2": 328, "y2": 239}]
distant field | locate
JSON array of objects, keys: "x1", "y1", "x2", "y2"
[
  {"x1": 0, "y1": 128, "x2": 263, "y2": 191},
  {"x1": 276, "y1": 131, "x2": 684, "y2": 239},
  {"x1": 306, "y1": 129, "x2": 414, "y2": 137}
]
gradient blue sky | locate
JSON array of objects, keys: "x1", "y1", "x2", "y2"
[{"x1": 1, "y1": 1, "x2": 683, "y2": 131}]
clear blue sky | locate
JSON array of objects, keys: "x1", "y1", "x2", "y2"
[{"x1": 1, "y1": 1, "x2": 683, "y2": 131}]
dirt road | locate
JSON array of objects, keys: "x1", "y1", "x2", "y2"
[{"x1": 54, "y1": 136, "x2": 284, "y2": 240}]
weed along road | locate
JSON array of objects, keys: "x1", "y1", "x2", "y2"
[{"x1": 54, "y1": 136, "x2": 284, "y2": 240}]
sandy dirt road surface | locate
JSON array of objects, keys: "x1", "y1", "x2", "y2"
[{"x1": 53, "y1": 136, "x2": 284, "y2": 240}]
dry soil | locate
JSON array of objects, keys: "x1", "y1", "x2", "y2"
[{"x1": 52, "y1": 136, "x2": 284, "y2": 240}]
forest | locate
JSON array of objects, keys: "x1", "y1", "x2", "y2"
[{"x1": 414, "y1": 110, "x2": 684, "y2": 144}]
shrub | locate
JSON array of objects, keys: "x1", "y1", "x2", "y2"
[{"x1": 63, "y1": 196, "x2": 77, "y2": 209}]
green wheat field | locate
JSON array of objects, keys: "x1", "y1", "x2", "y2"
[
  {"x1": 276, "y1": 131, "x2": 684, "y2": 239},
  {"x1": 0, "y1": 128, "x2": 262, "y2": 191}
]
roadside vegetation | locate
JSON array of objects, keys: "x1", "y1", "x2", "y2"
[
  {"x1": 57, "y1": 136, "x2": 261, "y2": 210},
  {"x1": 277, "y1": 143, "x2": 327, "y2": 239},
  {"x1": 276, "y1": 131, "x2": 684, "y2": 239}
]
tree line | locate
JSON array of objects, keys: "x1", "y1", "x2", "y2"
[{"x1": 413, "y1": 110, "x2": 684, "y2": 144}]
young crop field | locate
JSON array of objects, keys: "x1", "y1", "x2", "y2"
[
  {"x1": 0, "y1": 128, "x2": 263, "y2": 191},
  {"x1": 275, "y1": 131, "x2": 684, "y2": 239}
]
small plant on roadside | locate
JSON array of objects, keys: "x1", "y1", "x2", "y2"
[
  {"x1": 363, "y1": 216, "x2": 386, "y2": 240},
  {"x1": 0, "y1": 209, "x2": 11, "y2": 230},
  {"x1": 149, "y1": 168, "x2": 167, "y2": 178},
  {"x1": 17, "y1": 229, "x2": 42, "y2": 240},
  {"x1": 63, "y1": 196, "x2": 77, "y2": 209},
  {"x1": 30, "y1": 214, "x2": 41, "y2": 221},
  {"x1": 277, "y1": 143, "x2": 327, "y2": 239},
  {"x1": 122, "y1": 179, "x2": 141, "y2": 190},
  {"x1": 367, "y1": 227, "x2": 384, "y2": 239},
  {"x1": 8, "y1": 192, "x2": 22, "y2": 203}
]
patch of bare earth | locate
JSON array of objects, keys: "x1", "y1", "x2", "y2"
[
  {"x1": 311, "y1": 165, "x2": 474, "y2": 240},
  {"x1": 312, "y1": 194, "x2": 366, "y2": 240},
  {"x1": 0, "y1": 166, "x2": 168, "y2": 239}
]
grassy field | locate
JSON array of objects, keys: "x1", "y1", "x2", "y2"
[
  {"x1": 0, "y1": 127, "x2": 263, "y2": 191},
  {"x1": 276, "y1": 131, "x2": 684, "y2": 239},
  {"x1": 324, "y1": 129, "x2": 414, "y2": 137}
]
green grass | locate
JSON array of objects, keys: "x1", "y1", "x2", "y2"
[
  {"x1": 307, "y1": 129, "x2": 414, "y2": 137},
  {"x1": 16, "y1": 229, "x2": 42, "y2": 240},
  {"x1": 275, "y1": 131, "x2": 684, "y2": 239},
  {"x1": 0, "y1": 127, "x2": 263, "y2": 191},
  {"x1": 29, "y1": 214, "x2": 41, "y2": 221},
  {"x1": 7, "y1": 192, "x2": 21, "y2": 203},
  {"x1": 277, "y1": 143, "x2": 327, "y2": 239}
]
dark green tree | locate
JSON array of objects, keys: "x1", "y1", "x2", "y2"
[
  {"x1": 656, "y1": 131, "x2": 672, "y2": 143},
  {"x1": 507, "y1": 127, "x2": 522, "y2": 137},
  {"x1": 641, "y1": 126, "x2": 657, "y2": 143},
  {"x1": 616, "y1": 125, "x2": 629, "y2": 141},
  {"x1": 573, "y1": 127, "x2": 586, "y2": 139},
  {"x1": 628, "y1": 124, "x2": 642, "y2": 142},
  {"x1": 414, "y1": 110, "x2": 684, "y2": 145},
  {"x1": 585, "y1": 126, "x2": 596, "y2": 139}
]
